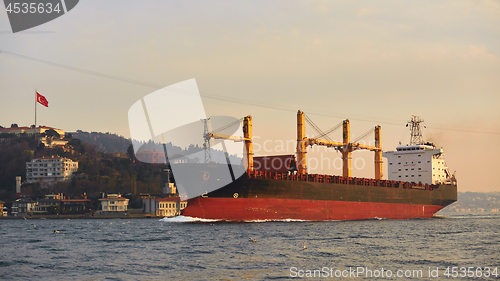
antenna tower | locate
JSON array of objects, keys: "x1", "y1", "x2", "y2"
[{"x1": 408, "y1": 115, "x2": 424, "y2": 145}]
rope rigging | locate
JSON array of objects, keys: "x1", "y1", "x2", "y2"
[
  {"x1": 210, "y1": 117, "x2": 245, "y2": 134},
  {"x1": 313, "y1": 122, "x2": 343, "y2": 140},
  {"x1": 305, "y1": 115, "x2": 334, "y2": 142},
  {"x1": 352, "y1": 127, "x2": 374, "y2": 144}
]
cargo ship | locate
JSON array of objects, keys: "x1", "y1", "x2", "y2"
[{"x1": 181, "y1": 112, "x2": 457, "y2": 221}]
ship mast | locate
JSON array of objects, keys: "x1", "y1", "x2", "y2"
[
  {"x1": 202, "y1": 118, "x2": 211, "y2": 163},
  {"x1": 408, "y1": 115, "x2": 424, "y2": 145}
]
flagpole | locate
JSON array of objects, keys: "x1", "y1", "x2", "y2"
[{"x1": 35, "y1": 90, "x2": 37, "y2": 144}]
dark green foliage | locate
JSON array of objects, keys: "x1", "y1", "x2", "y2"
[
  {"x1": 41, "y1": 129, "x2": 60, "y2": 139},
  {"x1": 70, "y1": 130, "x2": 132, "y2": 153},
  {"x1": 0, "y1": 140, "x2": 33, "y2": 199}
]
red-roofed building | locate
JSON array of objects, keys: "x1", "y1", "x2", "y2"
[
  {"x1": 60, "y1": 193, "x2": 91, "y2": 213},
  {"x1": 135, "y1": 150, "x2": 165, "y2": 164},
  {"x1": 0, "y1": 126, "x2": 65, "y2": 137}
]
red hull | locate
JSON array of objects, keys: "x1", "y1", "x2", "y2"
[{"x1": 182, "y1": 197, "x2": 444, "y2": 221}]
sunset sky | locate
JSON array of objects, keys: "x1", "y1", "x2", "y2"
[{"x1": 1, "y1": 0, "x2": 499, "y2": 192}]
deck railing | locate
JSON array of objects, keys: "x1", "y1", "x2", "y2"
[{"x1": 246, "y1": 170, "x2": 438, "y2": 190}]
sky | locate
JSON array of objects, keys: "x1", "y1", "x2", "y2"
[{"x1": 1, "y1": 0, "x2": 499, "y2": 192}]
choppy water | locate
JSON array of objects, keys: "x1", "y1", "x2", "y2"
[{"x1": 1, "y1": 214, "x2": 498, "y2": 280}]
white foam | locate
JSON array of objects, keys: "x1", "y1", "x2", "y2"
[
  {"x1": 159, "y1": 216, "x2": 221, "y2": 223},
  {"x1": 243, "y1": 218, "x2": 311, "y2": 223},
  {"x1": 160, "y1": 216, "x2": 339, "y2": 223}
]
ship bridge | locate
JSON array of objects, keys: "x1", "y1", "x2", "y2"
[
  {"x1": 396, "y1": 144, "x2": 435, "y2": 151},
  {"x1": 384, "y1": 116, "x2": 455, "y2": 185}
]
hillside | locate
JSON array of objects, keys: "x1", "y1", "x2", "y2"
[
  {"x1": 69, "y1": 131, "x2": 131, "y2": 153},
  {"x1": 0, "y1": 130, "x2": 242, "y2": 203}
]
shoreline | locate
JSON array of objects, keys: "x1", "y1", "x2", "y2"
[{"x1": 0, "y1": 213, "x2": 165, "y2": 219}]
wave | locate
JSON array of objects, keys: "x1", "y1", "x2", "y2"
[
  {"x1": 243, "y1": 218, "x2": 310, "y2": 223},
  {"x1": 159, "y1": 216, "x2": 221, "y2": 223},
  {"x1": 159, "y1": 216, "x2": 338, "y2": 223}
]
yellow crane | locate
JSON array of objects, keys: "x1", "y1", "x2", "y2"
[
  {"x1": 204, "y1": 115, "x2": 254, "y2": 172},
  {"x1": 296, "y1": 110, "x2": 383, "y2": 179}
]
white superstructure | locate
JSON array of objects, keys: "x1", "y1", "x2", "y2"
[
  {"x1": 383, "y1": 144, "x2": 454, "y2": 185},
  {"x1": 383, "y1": 116, "x2": 455, "y2": 185}
]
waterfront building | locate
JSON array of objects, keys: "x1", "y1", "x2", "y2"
[
  {"x1": 142, "y1": 195, "x2": 158, "y2": 214},
  {"x1": 0, "y1": 200, "x2": 5, "y2": 216},
  {"x1": 98, "y1": 193, "x2": 129, "y2": 212},
  {"x1": 34, "y1": 193, "x2": 63, "y2": 213},
  {"x1": 11, "y1": 198, "x2": 37, "y2": 217},
  {"x1": 60, "y1": 194, "x2": 91, "y2": 213},
  {"x1": 156, "y1": 196, "x2": 187, "y2": 217}
]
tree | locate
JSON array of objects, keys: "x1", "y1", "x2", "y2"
[
  {"x1": 127, "y1": 144, "x2": 135, "y2": 161},
  {"x1": 10, "y1": 124, "x2": 18, "y2": 128},
  {"x1": 42, "y1": 129, "x2": 61, "y2": 139}
]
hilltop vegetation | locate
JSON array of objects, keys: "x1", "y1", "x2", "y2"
[
  {"x1": 68, "y1": 130, "x2": 132, "y2": 153},
  {"x1": 0, "y1": 134, "x2": 165, "y2": 207}
]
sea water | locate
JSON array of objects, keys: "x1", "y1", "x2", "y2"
[{"x1": 1, "y1": 214, "x2": 498, "y2": 280}]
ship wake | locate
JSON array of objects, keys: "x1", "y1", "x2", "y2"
[{"x1": 160, "y1": 216, "x2": 334, "y2": 223}]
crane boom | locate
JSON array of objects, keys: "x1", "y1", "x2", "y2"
[
  {"x1": 296, "y1": 110, "x2": 383, "y2": 179},
  {"x1": 204, "y1": 115, "x2": 253, "y2": 172}
]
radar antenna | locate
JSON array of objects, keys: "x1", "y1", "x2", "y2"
[{"x1": 408, "y1": 115, "x2": 424, "y2": 145}]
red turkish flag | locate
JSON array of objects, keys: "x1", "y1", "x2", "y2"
[{"x1": 36, "y1": 92, "x2": 49, "y2": 107}]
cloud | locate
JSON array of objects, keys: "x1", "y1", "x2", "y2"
[
  {"x1": 467, "y1": 45, "x2": 497, "y2": 60},
  {"x1": 315, "y1": 2, "x2": 330, "y2": 13},
  {"x1": 357, "y1": 7, "x2": 379, "y2": 16},
  {"x1": 398, "y1": 24, "x2": 413, "y2": 31},
  {"x1": 312, "y1": 39, "x2": 322, "y2": 46}
]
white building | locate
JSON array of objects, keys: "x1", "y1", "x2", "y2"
[
  {"x1": 156, "y1": 196, "x2": 187, "y2": 217},
  {"x1": 26, "y1": 156, "x2": 78, "y2": 184},
  {"x1": 99, "y1": 194, "x2": 129, "y2": 212}
]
